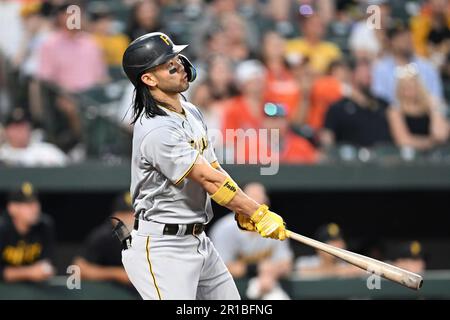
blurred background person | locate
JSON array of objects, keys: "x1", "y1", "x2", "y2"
[
  {"x1": 320, "y1": 59, "x2": 392, "y2": 148},
  {"x1": 88, "y1": 2, "x2": 130, "y2": 68},
  {"x1": 191, "y1": 0, "x2": 239, "y2": 60},
  {"x1": 261, "y1": 31, "x2": 301, "y2": 123},
  {"x1": 0, "y1": 182, "x2": 56, "y2": 283},
  {"x1": 221, "y1": 60, "x2": 266, "y2": 161},
  {"x1": 0, "y1": 108, "x2": 67, "y2": 167},
  {"x1": 73, "y1": 192, "x2": 134, "y2": 285},
  {"x1": 125, "y1": 0, "x2": 164, "y2": 41},
  {"x1": 410, "y1": 0, "x2": 450, "y2": 59},
  {"x1": 13, "y1": 1, "x2": 53, "y2": 79},
  {"x1": 349, "y1": 0, "x2": 392, "y2": 61},
  {"x1": 188, "y1": 54, "x2": 238, "y2": 159},
  {"x1": 286, "y1": 54, "x2": 315, "y2": 129},
  {"x1": 221, "y1": 59, "x2": 267, "y2": 131},
  {"x1": 0, "y1": 0, "x2": 24, "y2": 62},
  {"x1": 201, "y1": 54, "x2": 238, "y2": 106},
  {"x1": 389, "y1": 241, "x2": 426, "y2": 274},
  {"x1": 37, "y1": 2, "x2": 108, "y2": 94},
  {"x1": 304, "y1": 59, "x2": 352, "y2": 133},
  {"x1": 190, "y1": 54, "x2": 238, "y2": 130},
  {"x1": 410, "y1": 0, "x2": 450, "y2": 104},
  {"x1": 286, "y1": 13, "x2": 342, "y2": 76},
  {"x1": 371, "y1": 20, "x2": 444, "y2": 105},
  {"x1": 443, "y1": 52, "x2": 450, "y2": 102},
  {"x1": 387, "y1": 66, "x2": 449, "y2": 151},
  {"x1": 219, "y1": 12, "x2": 256, "y2": 63},
  {"x1": 197, "y1": 26, "x2": 229, "y2": 64},
  {"x1": 11, "y1": 1, "x2": 53, "y2": 123},
  {"x1": 210, "y1": 182, "x2": 293, "y2": 300},
  {"x1": 424, "y1": 4, "x2": 450, "y2": 71},
  {"x1": 260, "y1": 103, "x2": 318, "y2": 164},
  {"x1": 33, "y1": 2, "x2": 109, "y2": 157},
  {"x1": 296, "y1": 223, "x2": 363, "y2": 278},
  {"x1": 261, "y1": 0, "x2": 296, "y2": 38}
]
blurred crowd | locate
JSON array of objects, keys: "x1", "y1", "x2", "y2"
[{"x1": 0, "y1": 0, "x2": 449, "y2": 166}]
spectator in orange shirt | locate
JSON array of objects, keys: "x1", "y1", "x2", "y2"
[
  {"x1": 261, "y1": 31, "x2": 301, "y2": 122},
  {"x1": 221, "y1": 60, "x2": 267, "y2": 162},
  {"x1": 190, "y1": 54, "x2": 238, "y2": 132},
  {"x1": 425, "y1": 4, "x2": 450, "y2": 72},
  {"x1": 306, "y1": 60, "x2": 352, "y2": 131},
  {"x1": 410, "y1": 0, "x2": 450, "y2": 58},
  {"x1": 262, "y1": 103, "x2": 318, "y2": 164},
  {"x1": 234, "y1": 103, "x2": 318, "y2": 165},
  {"x1": 222, "y1": 60, "x2": 266, "y2": 134}
]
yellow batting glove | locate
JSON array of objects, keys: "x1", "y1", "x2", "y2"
[
  {"x1": 250, "y1": 205, "x2": 287, "y2": 240},
  {"x1": 234, "y1": 213, "x2": 256, "y2": 232}
]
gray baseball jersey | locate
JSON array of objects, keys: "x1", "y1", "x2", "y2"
[
  {"x1": 210, "y1": 213, "x2": 294, "y2": 265},
  {"x1": 130, "y1": 100, "x2": 217, "y2": 224}
]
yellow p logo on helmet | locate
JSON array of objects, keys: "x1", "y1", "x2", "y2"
[{"x1": 160, "y1": 35, "x2": 170, "y2": 46}]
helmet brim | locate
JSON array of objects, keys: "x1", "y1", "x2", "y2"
[
  {"x1": 152, "y1": 44, "x2": 189, "y2": 68},
  {"x1": 173, "y1": 44, "x2": 188, "y2": 54}
]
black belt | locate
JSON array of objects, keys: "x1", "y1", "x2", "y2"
[{"x1": 134, "y1": 219, "x2": 205, "y2": 236}]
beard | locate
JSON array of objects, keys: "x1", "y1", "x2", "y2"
[{"x1": 158, "y1": 79, "x2": 190, "y2": 94}]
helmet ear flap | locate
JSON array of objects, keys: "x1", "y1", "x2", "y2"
[{"x1": 179, "y1": 54, "x2": 197, "y2": 82}]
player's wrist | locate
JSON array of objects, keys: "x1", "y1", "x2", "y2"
[{"x1": 250, "y1": 204, "x2": 269, "y2": 224}]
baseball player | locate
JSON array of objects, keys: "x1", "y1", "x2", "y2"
[
  {"x1": 121, "y1": 32, "x2": 287, "y2": 300},
  {"x1": 0, "y1": 182, "x2": 55, "y2": 282}
]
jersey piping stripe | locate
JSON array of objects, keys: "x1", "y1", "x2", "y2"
[
  {"x1": 158, "y1": 105, "x2": 187, "y2": 119},
  {"x1": 145, "y1": 236, "x2": 162, "y2": 300},
  {"x1": 174, "y1": 151, "x2": 200, "y2": 186}
]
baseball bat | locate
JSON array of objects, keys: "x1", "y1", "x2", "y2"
[{"x1": 286, "y1": 230, "x2": 423, "y2": 290}]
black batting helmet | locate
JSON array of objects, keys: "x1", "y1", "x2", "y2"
[{"x1": 122, "y1": 32, "x2": 197, "y2": 86}]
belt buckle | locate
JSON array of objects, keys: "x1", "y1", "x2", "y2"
[{"x1": 192, "y1": 224, "x2": 203, "y2": 236}]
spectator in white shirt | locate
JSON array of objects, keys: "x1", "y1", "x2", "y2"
[{"x1": 0, "y1": 108, "x2": 67, "y2": 167}]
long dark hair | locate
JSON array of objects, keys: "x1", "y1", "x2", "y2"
[{"x1": 131, "y1": 81, "x2": 167, "y2": 124}]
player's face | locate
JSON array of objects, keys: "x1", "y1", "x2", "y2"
[
  {"x1": 8, "y1": 201, "x2": 41, "y2": 226},
  {"x1": 152, "y1": 55, "x2": 189, "y2": 93}
]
